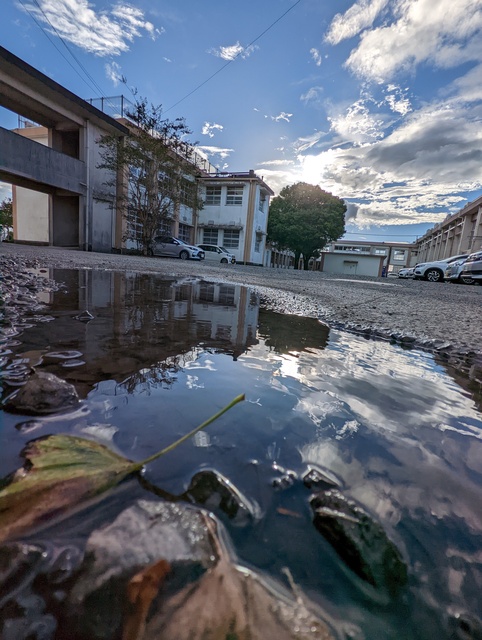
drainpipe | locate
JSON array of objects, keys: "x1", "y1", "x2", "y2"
[{"x1": 84, "y1": 120, "x2": 92, "y2": 251}]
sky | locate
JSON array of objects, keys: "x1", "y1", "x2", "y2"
[{"x1": 1, "y1": 0, "x2": 482, "y2": 243}]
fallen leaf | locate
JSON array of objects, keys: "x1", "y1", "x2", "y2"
[
  {"x1": 142, "y1": 515, "x2": 336, "y2": 640},
  {"x1": 0, "y1": 394, "x2": 245, "y2": 544},
  {"x1": 123, "y1": 559, "x2": 171, "y2": 640}
]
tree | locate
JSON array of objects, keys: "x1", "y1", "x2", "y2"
[
  {"x1": 0, "y1": 197, "x2": 13, "y2": 232},
  {"x1": 97, "y1": 98, "x2": 202, "y2": 255},
  {"x1": 267, "y1": 182, "x2": 346, "y2": 270}
]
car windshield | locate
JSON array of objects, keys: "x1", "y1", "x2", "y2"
[
  {"x1": 220, "y1": 246, "x2": 230, "y2": 253},
  {"x1": 175, "y1": 238, "x2": 188, "y2": 245}
]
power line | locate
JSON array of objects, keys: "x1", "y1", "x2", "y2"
[
  {"x1": 164, "y1": 0, "x2": 303, "y2": 114},
  {"x1": 17, "y1": 0, "x2": 103, "y2": 98},
  {"x1": 29, "y1": 0, "x2": 108, "y2": 100}
]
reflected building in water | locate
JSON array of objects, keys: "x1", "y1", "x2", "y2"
[{"x1": 23, "y1": 269, "x2": 259, "y2": 396}]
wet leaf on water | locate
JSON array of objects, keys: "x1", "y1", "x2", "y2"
[
  {"x1": 0, "y1": 394, "x2": 245, "y2": 544},
  {"x1": 123, "y1": 559, "x2": 171, "y2": 640},
  {"x1": 138, "y1": 515, "x2": 336, "y2": 640}
]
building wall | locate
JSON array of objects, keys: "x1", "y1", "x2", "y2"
[
  {"x1": 413, "y1": 195, "x2": 482, "y2": 263},
  {"x1": 322, "y1": 253, "x2": 384, "y2": 277},
  {"x1": 197, "y1": 172, "x2": 273, "y2": 265}
]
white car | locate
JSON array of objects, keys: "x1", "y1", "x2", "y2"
[
  {"x1": 197, "y1": 244, "x2": 236, "y2": 264},
  {"x1": 397, "y1": 267, "x2": 415, "y2": 279},
  {"x1": 444, "y1": 258, "x2": 475, "y2": 285},
  {"x1": 413, "y1": 254, "x2": 469, "y2": 282},
  {"x1": 150, "y1": 236, "x2": 205, "y2": 260}
]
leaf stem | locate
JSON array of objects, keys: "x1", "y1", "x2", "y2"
[{"x1": 130, "y1": 394, "x2": 245, "y2": 472}]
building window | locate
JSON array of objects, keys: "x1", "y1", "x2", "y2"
[
  {"x1": 223, "y1": 229, "x2": 240, "y2": 249},
  {"x1": 258, "y1": 194, "x2": 266, "y2": 212},
  {"x1": 205, "y1": 186, "x2": 221, "y2": 205},
  {"x1": 180, "y1": 178, "x2": 196, "y2": 207},
  {"x1": 393, "y1": 250, "x2": 406, "y2": 261},
  {"x1": 254, "y1": 236, "x2": 261, "y2": 252},
  {"x1": 203, "y1": 228, "x2": 219, "y2": 244},
  {"x1": 374, "y1": 248, "x2": 387, "y2": 255},
  {"x1": 226, "y1": 186, "x2": 243, "y2": 206},
  {"x1": 178, "y1": 224, "x2": 191, "y2": 243}
]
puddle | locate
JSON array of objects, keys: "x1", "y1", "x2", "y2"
[{"x1": 1, "y1": 268, "x2": 482, "y2": 640}]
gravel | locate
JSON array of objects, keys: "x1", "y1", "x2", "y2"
[{"x1": 1, "y1": 243, "x2": 481, "y2": 369}]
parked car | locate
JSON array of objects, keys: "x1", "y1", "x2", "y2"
[
  {"x1": 397, "y1": 267, "x2": 415, "y2": 278},
  {"x1": 444, "y1": 258, "x2": 475, "y2": 285},
  {"x1": 460, "y1": 250, "x2": 482, "y2": 283},
  {"x1": 197, "y1": 244, "x2": 236, "y2": 264},
  {"x1": 150, "y1": 236, "x2": 205, "y2": 260},
  {"x1": 412, "y1": 254, "x2": 469, "y2": 282}
]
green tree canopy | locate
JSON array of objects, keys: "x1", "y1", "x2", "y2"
[
  {"x1": 0, "y1": 197, "x2": 13, "y2": 229},
  {"x1": 98, "y1": 98, "x2": 201, "y2": 255},
  {"x1": 267, "y1": 182, "x2": 346, "y2": 269}
]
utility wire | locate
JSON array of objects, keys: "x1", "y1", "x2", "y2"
[
  {"x1": 164, "y1": 0, "x2": 303, "y2": 114},
  {"x1": 17, "y1": 0, "x2": 102, "y2": 98}
]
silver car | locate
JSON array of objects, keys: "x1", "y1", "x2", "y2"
[
  {"x1": 460, "y1": 250, "x2": 482, "y2": 282},
  {"x1": 151, "y1": 236, "x2": 205, "y2": 260},
  {"x1": 197, "y1": 244, "x2": 236, "y2": 264},
  {"x1": 445, "y1": 258, "x2": 475, "y2": 285}
]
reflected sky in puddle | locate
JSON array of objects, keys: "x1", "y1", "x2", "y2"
[{"x1": 1, "y1": 269, "x2": 481, "y2": 640}]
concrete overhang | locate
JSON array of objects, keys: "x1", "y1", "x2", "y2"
[{"x1": 0, "y1": 46, "x2": 128, "y2": 135}]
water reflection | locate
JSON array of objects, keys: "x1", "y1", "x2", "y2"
[{"x1": 1, "y1": 269, "x2": 482, "y2": 640}]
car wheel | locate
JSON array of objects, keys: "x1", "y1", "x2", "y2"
[
  {"x1": 425, "y1": 268, "x2": 443, "y2": 282},
  {"x1": 220, "y1": 258, "x2": 228, "y2": 264},
  {"x1": 147, "y1": 248, "x2": 154, "y2": 257},
  {"x1": 460, "y1": 274, "x2": 475, "y2": 285},
  {"x1": 179, "y1": 250, "x2": 189, "y2": 260}
]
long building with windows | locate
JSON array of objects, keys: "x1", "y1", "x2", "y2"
[{"x1": 412, "y1": 195, "x2": 482, "y2": 263}]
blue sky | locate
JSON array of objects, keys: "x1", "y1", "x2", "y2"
[{"x1": 1, "y1": 0, "x2": 482, "y2": 243}]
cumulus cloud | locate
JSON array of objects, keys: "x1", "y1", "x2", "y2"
[
  {"x1": 105, "y1": 61, "x2": 122, "y2": 86},
  {"x1": 310, "y1": 48, "x2": 322, "y2": 66},
  {"x1": 325, "y1": 0, "x2": 389, "y2": 45},
  {"x1": 208, "y1": 41, "x2": 258, "y2": 61},
  {"x1": 262, "y1": 77, "x2": 478, "y2": 228},
  {"x1": 384, "y1": 85, "x2": 412, "y2": 116},
  {"x1": 202, "y1": 122, "x2": 224, "y2": 138},
  {"x1": 342, "y1": 0, "x2": 482, "y2": 82},
  {"x1": 18, "y1": 0, "x2": 158, "y2": 56},
  {"x1": 328, "y1": 99, "x2": 385, "y2": 144}
]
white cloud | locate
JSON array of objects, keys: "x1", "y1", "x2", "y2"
[
  {"x1": 328, "y1": 99, "x2": 385, "y2": 144},
  {"x1": 271, "y1": 112, "x2": 293, "y2": 123},
  {"x1": 293, "y1": 131, "x2": 325, "y2": 152},
  {"x1": 343, "y1": 0, "x2": 482, "y2": 82},
  {"x1": 163, "y1": 56, "x2": 172, "y2": 63},
  {"x1": 268, "y1": 86, "x2": 482, "y2": 228},
  {"x1": 300, "y1": 86, "x2": 323, "y2": 104},
  {"x1": 202, "y1": 122, "x2": 224, "y2": 138},
  {"x1": 208, "y1": 41, "x2": 258, "y2": 61},
  {"x1": 310, "y1": 48, "x2": 322, "y2": 66},
  {"x1": 325, "y1": 0, "x2": 389, "y2": 45},
  {"x1": 384, "y1": 85, "x2": 412, "y2": 116},
  {"x1": 18, "y1": 0, "x2": 158, "y2": 56},
  {"x1": 105, "y1": 61, "x2": 122, "y2": 86},
  {"x1": 197, "y1": 145, "x2": 234, "y2": 160}
]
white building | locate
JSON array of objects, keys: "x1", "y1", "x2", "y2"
[
  {"x1": 319, "y1": 240, "x2": 415, "y2": 277},
  {"x1": 197, "y1": 171, "x2": 274, "y2": 265}
]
